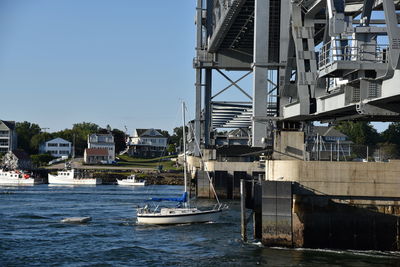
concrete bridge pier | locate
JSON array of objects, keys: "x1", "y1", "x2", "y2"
[{"x1": 260, "y1": 160, "x2": 400, "y2": 250}]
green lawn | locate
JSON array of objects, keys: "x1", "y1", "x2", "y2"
[{"x1": 116, "y1": 155, "x2": 182, "y2": 171}]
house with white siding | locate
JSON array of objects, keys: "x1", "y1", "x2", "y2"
[
  {"x1": 39, "y1": 137, "x2": 72, "y2": 157},
  {"x1": 126, "y1": 128, "x2": 168, "y2": 158},
  {"x1": 86, "y1": 133, "x2": 115, "y2": 163},
  {"x1": 0, "y1": 120, "x2": 17, "y2": 154}
]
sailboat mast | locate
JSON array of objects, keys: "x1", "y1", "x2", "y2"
[{"x1": 182, "y1": 102, "x2": 188, "y2": 197}]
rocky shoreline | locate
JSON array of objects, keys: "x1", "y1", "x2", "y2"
[
  {"x1": 37, "y1": 168, "x2": 184, "y2": 185},
  {"x1": 92, "y1": 171, "x2": 184, "y2": 185}
]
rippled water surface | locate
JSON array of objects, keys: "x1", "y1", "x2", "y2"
[{"x1": 1, "y1": 185, "x2": 400, "y2": 266}]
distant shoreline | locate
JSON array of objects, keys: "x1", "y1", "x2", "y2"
[{"x1": 40, "y1": 168, "x2": 184, "y2": 185}]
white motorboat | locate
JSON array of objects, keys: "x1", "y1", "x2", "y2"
[
  {"x1": 117, "y1": 174, "x2": 146, "y2": 186},
  {"x1": 137, "y1": 102, "x2": 228, "y2": 225},
  {"x1": 0, "y1": 169, "x2": 42, "y2": 185},
  {"x1": 48, "y1": 169, "x2": 102, "y2": 185}
]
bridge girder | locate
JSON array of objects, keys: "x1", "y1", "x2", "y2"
[{"x1": 194, "y1": 0, "x2": 400, "y2": 149}]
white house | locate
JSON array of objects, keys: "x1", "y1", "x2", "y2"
[
  {"x1": 39, "y1": 137, "x2": 72, "y2": 158},
  {"x1": 0, "y1": 120, "x2": 17, "y2": 154},
  {"x1": 86, "y1": 133, "x2": 115, "y2": 163},
  {"x1": 126, "y1": 128, "x2": 168, "y2": 158}
]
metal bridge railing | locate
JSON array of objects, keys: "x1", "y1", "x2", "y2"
[
  {"x1": 318, "y1": 39, "x2": 388, "y2": 70},
  {"x1": 305, "y1": 142, "x2": 400, "y2": 162}
]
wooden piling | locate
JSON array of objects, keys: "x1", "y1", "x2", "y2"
[{"x1": 240, "y1": 179, "x2": 247, "y2": 242}]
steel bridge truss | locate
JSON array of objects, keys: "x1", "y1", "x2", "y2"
[{"x1": 194, "y1": 0, "x2": 400, "y2": 151}]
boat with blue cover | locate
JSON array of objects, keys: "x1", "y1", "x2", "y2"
[{"x1": 136, "y1": 102, "x2": 227, "y2": 225}]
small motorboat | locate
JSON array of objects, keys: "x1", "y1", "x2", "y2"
[{"x1": 117, "y1": 175, "x2": 146, "y2": 186}]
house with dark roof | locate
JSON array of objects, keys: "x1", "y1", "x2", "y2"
[
  {"x1": 0, "y1": 120, "x2": 17, "y2": 154},
  {"x1": 1, "y1": 150, "x2": 32, "y2": 170},
  {"x1": 126, "y1": 128, "x2": 168, "y2": 158},
  {"x1": 306, "y1": 126, "x2": 353, "y2": 160}
]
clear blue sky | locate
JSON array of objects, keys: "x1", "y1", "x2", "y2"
[
  {"x1": 0, "y1": 1, "x2": 388, "y2": 134},
  {"x1": 0, "y1": 0, "x2": 199, "y2": 134}
]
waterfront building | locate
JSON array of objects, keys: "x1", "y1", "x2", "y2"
[
  {"x1": 1, "y1": 150, "x2": 32, "y2": 170},
  {"x1": 306, "y1": 126, "x2": 353, "y2": 160},
  {"x1": 126, "y1": 128, "x2": 168, "y2": 158},
  {"x1": 86, "y1": 133, "x2": 115, "y2": 163},
  {"x1": 215, "y1": 129, "x2": 250, "y2": 146},
  {"x1": 0, "y1": 120, "x2": 17, "y2": 154},
  {"x1": 39, "y1": 137, "x2": 72, "y2": 158},
  {"x1": 84, "y1": 148, "x2": 109, "y2": 164}
]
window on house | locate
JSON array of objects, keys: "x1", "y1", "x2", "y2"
[
  {"x1": 48, "y1": 143, "x2": 58, "y2": 147},
  {"x1": 0, "y1": 140, "x2": 9, "y2": 146}
]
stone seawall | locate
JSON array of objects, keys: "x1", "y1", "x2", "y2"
[{"x1": 38, "y1": 169, "x2": 184, "y2": 185}]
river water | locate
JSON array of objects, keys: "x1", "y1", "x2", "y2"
[{"x1": 0, "y1": 185, "x2": 399, "y2": 266}]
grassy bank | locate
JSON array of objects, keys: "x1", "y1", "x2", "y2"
[{"x1": 116, "y1": 155, "x2": 182, "y2": 171}]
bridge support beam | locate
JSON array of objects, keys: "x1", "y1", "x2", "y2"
[
  {"x1": 252, "y1": 0, "x2": 269, "y2": 147},
  {"x1": 204, "y1": 69, "x2": 212, "y2": 147}
]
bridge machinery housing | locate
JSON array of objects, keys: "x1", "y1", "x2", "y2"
[{"x1": 194, "y1": 0, "x2": 400, "y2": 151}]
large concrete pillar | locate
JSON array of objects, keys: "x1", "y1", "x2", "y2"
[{"x1": 252, "y1": 0, "x2": 269, "y2": 147}]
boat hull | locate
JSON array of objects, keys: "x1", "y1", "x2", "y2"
[
  {"x1": 48, "y1": 175, "x2": 102, "y2": 185},
  {"x1": 117, "y1": 180, "x2": 146, "y2": 186},
  {"x1": 0, "y1": 177, "x2": 42, "y2": 185},
  {"x1": 137, "y1": 208, "x2": 223, "y2": 225}
]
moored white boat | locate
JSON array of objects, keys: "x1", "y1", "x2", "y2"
[
  {"x1": 136, "y1": 102, "x2": 228, "y2": 225},
  {"x1": 137, "y1": 204, "x2": 225, "y2": 225},
  {"x1": 117, "y1": 174, "x2": 146, "y2": 186},
  {"x1": 0, "y1": 169, "x2": 42, "y2": 185},
  {"x1": 48, "y1": 169, "x2": 102, "y2": 185}
]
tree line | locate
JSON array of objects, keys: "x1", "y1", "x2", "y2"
[
  {"x1": 15, "y1": 120, "x2": 400, "y2": 160},
  {"x1": 14, "y1": 121, "x2": 186, "y2": 157},
  {"x1": 335, "y1": 121, "x2": 400, "y2": 159}
]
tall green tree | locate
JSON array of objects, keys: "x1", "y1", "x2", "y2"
[
  {"x1": 334, "y1": 121, "x2": 380, "y2": 146},
  {"x1": 30, "y1": 132, "x2": 54, "y2": 154},
  {"x1": 169, "y1": 126, "x2": 188, "y2": 151},
  {"x1": 381, "y1": 122, "x2": 400, "y2": 147},
  {"x1": 16, "y1": 121, "x2": 42, "y2": 154},
  {"x1": 53, "y1": 122, "x2": 100, "y2": 156},
  {"x1": 112, "y1": 128, "x2": 126, "y2": 153},
  {"x1": 71, "y1": 122, "x2": 100, "y2": 156}
]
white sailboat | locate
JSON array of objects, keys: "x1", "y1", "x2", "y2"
[{"x1": 136, "y1": 102, "x2": 228, "y2": 225}]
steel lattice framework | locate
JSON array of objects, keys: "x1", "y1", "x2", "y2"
[{"x1": 193, "y1": 0, "x2": 400, "y2": 152}]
